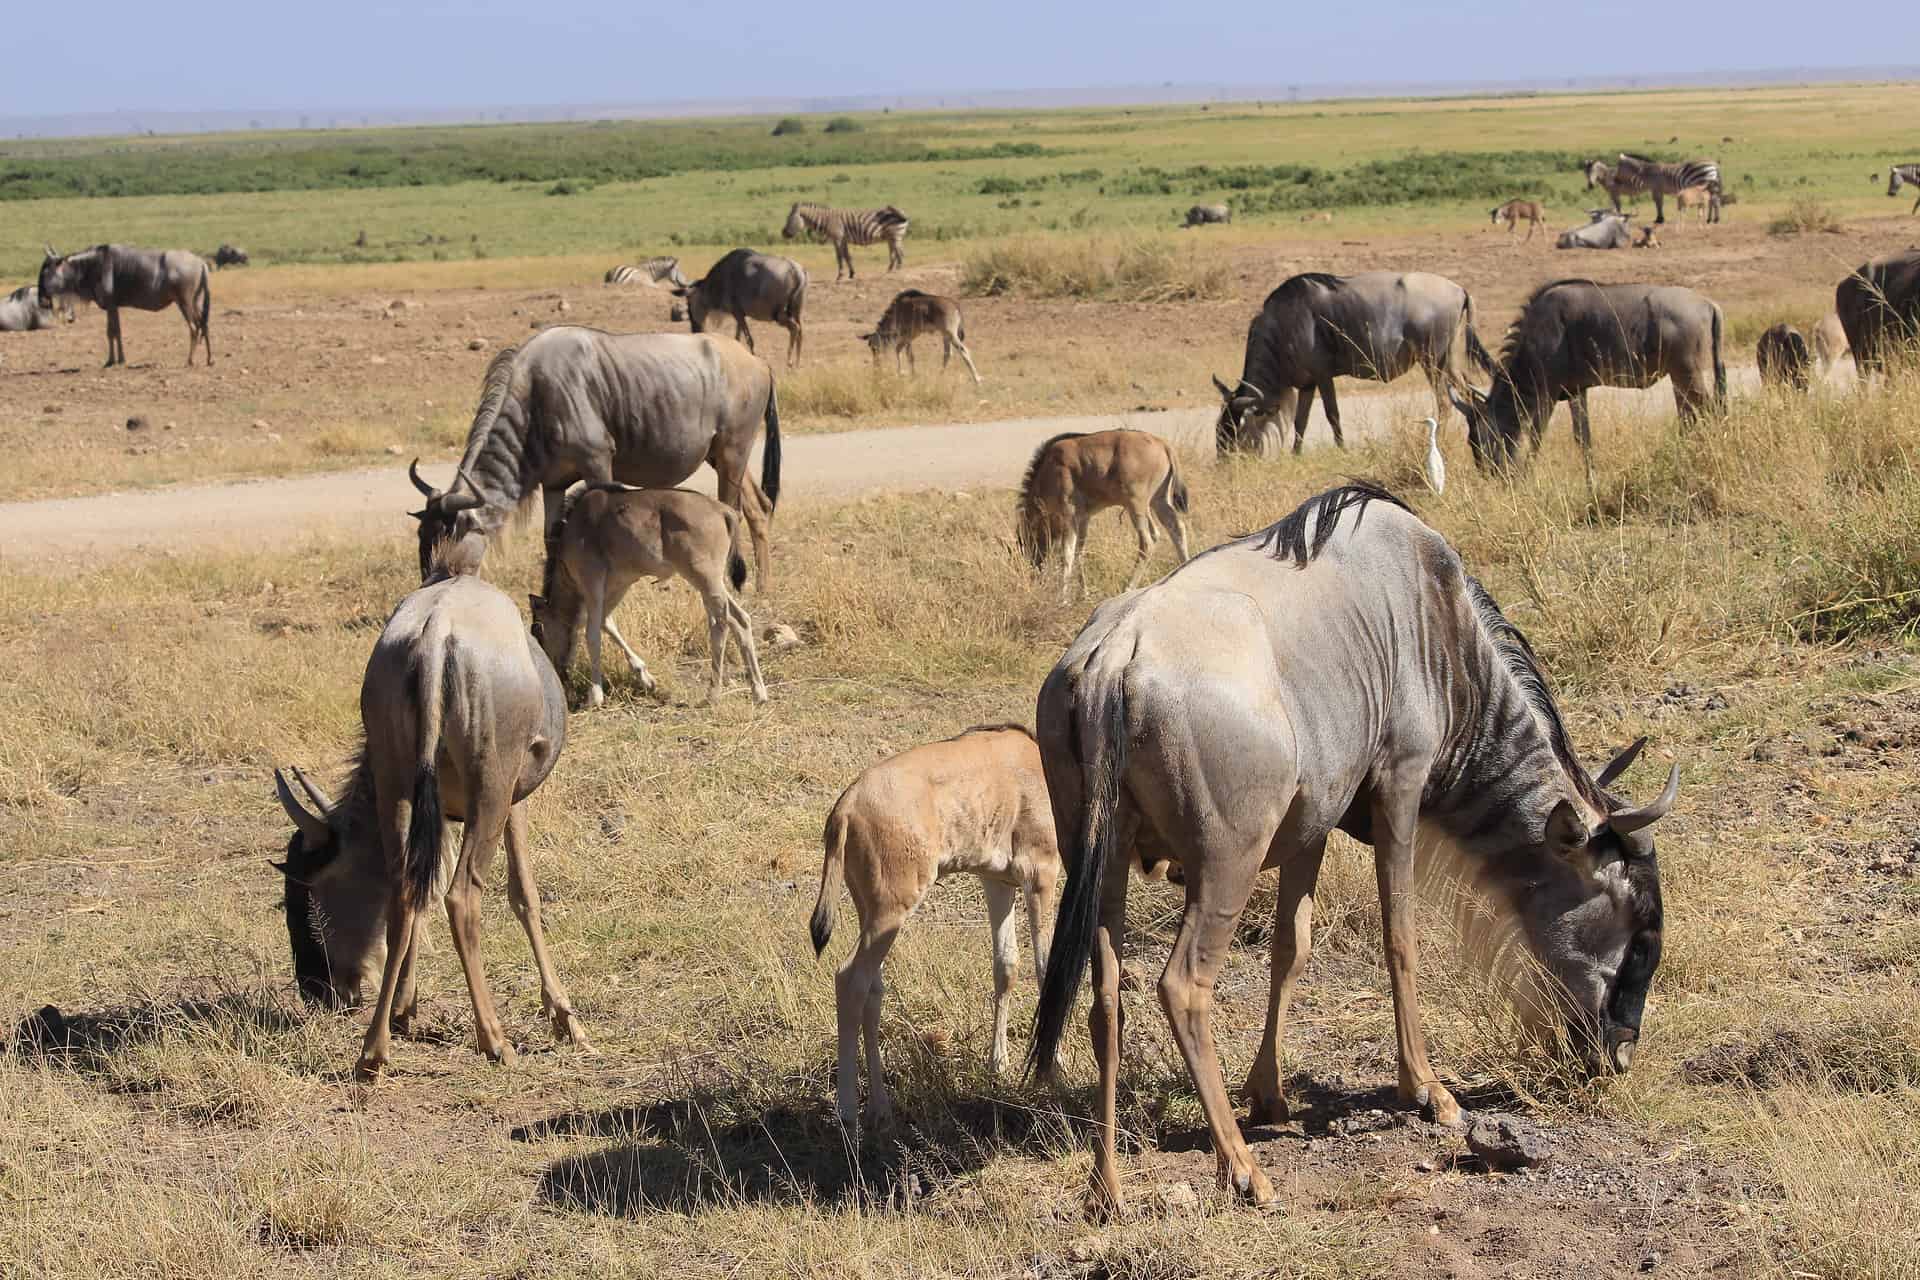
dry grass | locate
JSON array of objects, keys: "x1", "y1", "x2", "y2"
[
  {"x1": 961, "y1": 234, "x2": 1233, "y2": 302},
  {"x1": 1767, "y1": 196, "x2": 1845, "y2": 236}
]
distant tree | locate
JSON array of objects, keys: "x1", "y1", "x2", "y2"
[
  {"x1": 824, "y1": 116, "x2": 862, "y2": 134},
  {"x1": 771, "y1": 117, "x2": 808, "y2": 137}
]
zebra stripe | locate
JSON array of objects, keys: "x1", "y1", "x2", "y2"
[
  {"x1": 603, "y1": 256, "x2": 688, "y2": 288},
  {"x1": 1611, "y1": 154, "x2": 1722, "y2": 224},
  {"x1": 782, "y1": 202, "x2": 909, "y2": 279},
  {"x1": 1888, "y1": 163, "x2": 1920, "y2": 214}
]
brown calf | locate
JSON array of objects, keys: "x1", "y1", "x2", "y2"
[
  {"x1": 1489, "y1": 199, "x2": 1547, "y2": 242},
  {"x1": 1017, "y1": 428, "x2": 1191, "y2": 602},
  {"x1": 860, "y1": 289, "x2": 981, "y2": 383}
]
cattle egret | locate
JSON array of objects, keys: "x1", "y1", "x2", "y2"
[{"x1": 1422, "y1": 417, "x2": 1446, "y2": 494}]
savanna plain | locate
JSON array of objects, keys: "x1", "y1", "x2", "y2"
[{"x1": 2, "y1": 86, "x2": 1919, "y2": 1279}]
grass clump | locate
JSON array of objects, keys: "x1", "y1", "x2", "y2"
[
  {"x1": 822, "y1": 116, "x2": 863, "y2": 134},
  {"x1": 961, "y1": 234, "x2": 1230, "y2": 302},
  {"x1": 1767, "y1": 196, "x2": 1842, "y2": 235},
  {"x1": 770, "y1": 117, "x2": 808, "y2": 137}
]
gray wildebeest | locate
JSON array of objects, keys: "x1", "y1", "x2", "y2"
[
  {"x1": 1756, "y1": 323, "x2": 1813, "y2": 391},
  {"x1": 810, "y1": 724, "x2": 1062, "y2": 1129},
  {"x1": 409, "y1": 327, "x2": 781, "y2": 588},
  {"x1": 1449, "y1": 278, "x2": 1725, "y2": 492},
  {"x1": 860, "y1": 289, "x2": 980, "y2": 383},
  {"x1": 1029, "y1": 483, "x2": 1674, "y2": 1216},
  {"x1": 271, "y1": 572, "x2": 587, "y2": 1081},
  {"x1": 1489, "y1": 198, "x2": 1547, "y2": 242},
  {"x1": 529, "y1": 482, "x2": 768, "y2": 708},
  {"x1": 1836, "y1": 249, "x2": 1920, "y2": 378},
  {"x1": 212, "y1": 244, "x2": 249, "y2": 269},
  {"x1": 1017, "y1": 428, "x2": 1191, "y2": 602},
  {"x1": 1212, "y1": 270, "x2": 1491, "y2": 455},
  {"x1": 39, "y1": 244, "x2": 211, "y2": 367},
  {"x1": 1183, "y1": 203, "x2": 1231, "y2": 227},
  {"x1": 675, "y1": 248, "x2": 807, "y2": 368},
  {"x1": 0, "y1": 284, "x2": 71, "y2": 331},
  {"x1": 1556, "y1": 213, "x2": 1634, "y2": 250}
]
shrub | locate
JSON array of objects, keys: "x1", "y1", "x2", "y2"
[
  {"x1": 770, "y1": 117, "x2": 808, "y2": 137},
  {"x1": 822, "y1": 117, "x2": 862, "y2": 134},
  {"x1": 1767, "y1": 197, "x2": 1841, "y2": 235}
]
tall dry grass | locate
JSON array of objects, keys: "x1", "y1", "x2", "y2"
[{"x1": 960, "y1": 233, "x2": 1232, "y2": 302}]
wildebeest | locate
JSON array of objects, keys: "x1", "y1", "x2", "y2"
[
  {"x1": 859, "y1": 289, "x2": 980, "y2": 383},
  {"x1": 1756, "y1": 323, "x2": 1813, "y2": 391},
  {"x1": 674, "y1": 249, "x2": 807, "y2": 368},
  {"x1": 781, "y1": 202, "x2": 909, "y2": 279},
  {"x1": 1672, "y1": 185, "x2": 1713, "y2": 225},
  {"x1": 272, "y1": 572, "x2": 586, "y2": 1080},
  {"x1": 1182, "y1": 203, "x2": 1231, "y2": 227},
  {"x1": 811, "y1": 724, "x2": 1061, "y2": 1128},
  {"x1": 212, "y1": 244, "x2": 249, "y2": 269},
  {"x1": 528, "y1": 483, "x2": 768, "y2": 709},
  {"x1": 1030, "y1": 484, "x2": 1674, "y2": 1215},
  {"x1": 1814, "y1": 311, "x2": 1850, "y2": 375},
  {"x1": 409, "y1": 328, "x2": 781, "y2": 588},
  {"x1": 39, "y1": 244, "x2": 211, "y2": 366},
  {"x1": 0, "y1": 284, "x2": 72, "y2": 331},
  {"x1": 1835, "y1": 249, "x2": 1920, "y2": 378},
  {"x1": 1489, "y1": 198, "x2": 1547, "y2": 242},
  {"x1": 1448, "y1": 278, "x2": 1726, "y2": 491},
  {"x1": 1017, "y1": 428, "x2": 1191, "y2": 602},
  {"x1": 1555, "y1": 213, "x2": 1634, "y2": 250},
  {"x1": 1212, "y1": 271, "x2": 1490, "y2": 455}
]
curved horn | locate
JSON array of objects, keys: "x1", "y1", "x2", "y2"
[
  {"x1": 1237, "y1": 378, "x2": 1265, "y2": 398},
  {"x1": 289, "y1": 764, "x2": 336, "y2": 816},
  {"x1": 1607, "y1": 764, "x2": 1679, "y2": 835},
  {"x1": 408, "y1": 457, "x2": 437, "y2": 498},
  {"x1": 274, "y1": 769, "x2": 330, "y2": 846},
  {"x1": 1593, "y1": 737, "x2": 1648, "y2": 790},
  {"x1": 439, "y1": 489, "x2": 484, "y2": 514},
  {"x1": 1211, "y1": 374, "x2": 1235, "y2": 400}
]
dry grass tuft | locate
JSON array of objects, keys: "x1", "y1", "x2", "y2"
[
  {"x1": 960, "y1": 234, "x2": 1232, "y2": 302},
  {"x1": 1766, "y1": 196, "x2": 1844, "y2": 236}
]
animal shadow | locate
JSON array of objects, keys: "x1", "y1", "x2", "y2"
[{"x1": 9, "y1": 992, "x2": 302, "y2": 1070}]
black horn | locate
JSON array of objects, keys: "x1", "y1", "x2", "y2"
[
  {"x1": 408, "y1": 457, "x2": 437, "y2": 498},
  {"x1": 1607, "y1": 764, "x2": 1680, "y2": 835}
]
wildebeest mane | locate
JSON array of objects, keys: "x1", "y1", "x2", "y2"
[
  {"x1": 1272, "y1": 271, "x2": 1343, "y2": 300},
  {"x1": 1461, "y1": 575, "x2": 1604, "y2": 810},
  {"x1": 1251, "y1": 481, "x2": 1409, "y2": 567},
  {"x1": 1016, "y1": 431, "x2": 1090, "y2": 565}
]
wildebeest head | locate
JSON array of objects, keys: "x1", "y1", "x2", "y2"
[
  {"x1": 781, "y1": 204, "x2": 806, "y2": 240},
  {"x1": 407, "y1": 458, "x2": 484, "y2": 581},
  {"x1": 1447, "y1": 381, "x2": 1527, "y2": 473},
  {"x1": 36, "y1": 246, "x2": 69, "y2": 311},
  {"x1": 1211, "y1": 374, "x2": 1288, "y2": 452},
  {"x1": 672, "y1": 282, "x2": 712, "y2": 334},
  {"x1": 271, "y1": 767, "x2": 382, "y2": 1009}
]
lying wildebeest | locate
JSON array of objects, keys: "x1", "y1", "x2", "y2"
[
  {"x1": 410, "y1": 328, "x2": 781, "y2": 588},
  {"x1": 529, "y1": 483, "x2": 768, "y2": 709},
  {"x1": 213, "y1": 244, "x2": 249, "y2": 269},
  {"x1": 1449, "y1": 278, "x2": 1725, "y2": 491},
  {"x1": 1836, "y1": 249, "x2": 1920, "y2": 378},
  {"x1": 39, "y1": 243, "x2": 211, "y2": 366},
  {"x1": 272, "y1": 571, "x2": 586, "y2": 1080},
  {"x1": 859, "y1": 289, "x2": 980, "y2": 383},
  {"x1": 1031, "y1": 484, "x2": 1675, "y2": 1215},
  {"x1": 1017, "y1": 428, "x2": 1191, "y2": 603},
  {"x1": 1489, "y1": 198, "x2": 1547, "y2": 242},
  {"x1": 1814, "y1": 311, "x2": 1850, "y2": 376},
  {"x1": 0, "y1": 284, "x2": 72, "y2": 331},
  {"x1": 674, "y1": 248, "x2": 807, "y2": 368},
  {"x1": 1556, "y1": 213, "x2": 1633, "y2": 250},
  {"x1": 1757, "y1": 323, "x2": 1813, "y2": 391},
  {"x1": 811, "y1": 724, "x2": 1061, "y2": 1128},
  {"x1": 1183, "y1": 203, "x2": 1231, "y2": 227},
  {"x1": 1212, "y1": 270, "x2": 1491, "y2": 455}
]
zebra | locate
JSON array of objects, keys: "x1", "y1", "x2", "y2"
[
  {"x1": 1886, "y1": 164, "x2": 1920, "y2": 214},
  {"x1": 1611, "y1": 153, "x2": 1722, "y2": 225},
  {"x1": 1583, "y1": 160, "x2": 1638, "y2": 215},
  {"x1": 603, "y1": 257, "x2": 689, "y2": 289},
  {"x1": 781, "y1": 202, "x2": 908, "y2": 280}
]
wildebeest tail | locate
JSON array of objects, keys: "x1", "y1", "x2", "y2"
[
  {"x1": 810, "y1": 800, "x2": 850, "y2": 955},
  {"x1": 759, "y1": 380, "x2": 782, "y2": 509},
  {"x1": 1029, "y1": 672, "x2": 1130, "y2": 1077},
  {"x1": 404, "y1": 631, "x2": 449, "y2": 911},
  {"x1": 1463, "y1": 291, "x2": 1495, "y2": 376},
  {"x1": 1166, "y1": 448, "x2": 1190, "y2": 515},
  {"x1": 725, "y1": 510, "x2": 749, "y2": 592},
  {"x1": 1711, "y1": 305, "x2": 1727, "y2": 408}
]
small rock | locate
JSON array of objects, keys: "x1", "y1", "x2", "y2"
[
  {"x1": 251, "y1": 419, "x2": 270, "y2": 431},
  {"x1": 1751, "y1": 741, "x2": 1778, "y2": 762},
  {"x1": 1155, "y1": 1181, "x2": 1200, "y2": 1215},
  {"x1": 370, "y1": 355, "x2": 388, "y2": 366},
  {"x1": 530, "y1": 319, "x2": 543, "y2": 330},
  {"x1": 468, "y1": 337, "x2": 486, "y2": 351},
  {"x1": 266, "y1": 432, "x2": 282, "y2": 443},
  {"x1": 1640, "y1": 1252, "x2": 1662, "y2": 1272},
  {"x1": 1467, "y1": 1113, "x2": 1553, "y2": 1171},
  {"x1": 1065, "y1": 1237, "x2": 1107, "y2": 1265},
  {"x1": 1702, "y1": 692, "x2": 1729, "y2": 711},
  {"x1": 42, "y1": 404, "x2": 61, "y2": 414},
  {"x1": 1414, "y1": 1158, "x2": 1436, "y2": 1173},
  {"x1": 765, "y1": 623, "x2": 803, "y2": 652},
  {"x1": 385, "y1": 445, "x2": 405, "y2": 456},
  {"x1": 555, "y1": 298, "x2": 571, "y2": 313},
  {"x1": 164, "y1": 421, "x2": 176, "y2": 430},
  {"x1": 125, "y1": 415, "x2": 148, "y2": 432}
]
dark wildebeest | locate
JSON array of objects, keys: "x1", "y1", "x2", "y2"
[
  {"x1": 1448, "y1": 278, "x2": 1726, "y2": 492},
  {"x1": 860, "y1": 289, "x2": 980, "y2": 383},
  {"x1": 38, "y1": 244, "x2": 211, "y2": 367},
  {"x1": 0, "y1": 285, "x2": 71, "y2": 331},
  {"x1": 674, "y1": 249, "x2": 807, "y2": 368},
  {"x1": 1836, "y1": 249, "x2": 1920, "y2": 378},
  {"x1": 1212, "y1": 271, "x2": 1491, "y2": 455},
  {"x1": 1183, "y1": 203, "x2": 1231, "y2": 227},
  {"x1": 1756, "y1": 323, "x2": 1813, "y2": 391},
  {"x1": 1030, "y1": 484, "x2": 1674, "y2": 1216},
  {"x1": 271, "y1": 572, "x2": 587, "y2": 1080},
  {"x1": 409, "y1": 328, "x2": 781, "y2": 588},
  {"x1": 213, "y1": 244, "x2": 249, "y2": 269},
  {"x1": 1555, "y1": 214, "x2": 1634, "y2": 250}
]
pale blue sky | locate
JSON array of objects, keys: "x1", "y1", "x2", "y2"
[{"x1": 7, "y1": 1, "x2": 1912, "y2": 117}]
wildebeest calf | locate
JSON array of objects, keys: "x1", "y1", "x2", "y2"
[
  {"x1": 1017, "y1": 428, "x2": 1191, "y2": 602},
  {"x1": 860, "y1": 289, "x2": 980, "y2": 383},
  {"x1": 0, "y1": 284, "x2": 71, "y2": 331},
  {"x1": 1183, "y1": 203, "x2": 1230, "y2": 227},
  {"x1": 1489, "y1": 198, "x2": 1547, "y2": 241},
  {"x1": 1757, "y1": 323, "x2": 1812, "y2": 391}
]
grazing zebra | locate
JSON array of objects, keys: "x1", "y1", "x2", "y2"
[
  {"x1": 1611, "y1": 153, "x2": 1722, "y2": 224},
  {"x1": 781, "y1": 202, "x2": 908, "y2": 280},
  {"x1": 603, "y1": 257, "x2": 689, "y2": 289},
  {"x1": 1886, "y1": 164, "x2": 1920, "y2": 214},
  {"x1": 1584, "y1": 160, "x2": 1637, "y2": 214}
]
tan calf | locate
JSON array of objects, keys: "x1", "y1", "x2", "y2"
[
  {"x1": 860, "y1": 289, "x2": 981, "y2": 383},
  {"x1": 1674, "y1": 185, "x2": 1713, "y2": 224},
  {"x1": 809, "y1": 725, "x2": 1061, "y2": 1128},
  {"x1": 1017, "y1": 428, "x2": 1191, "y2": 603},
  {"x1": 529, "y1": 483, "x2": 768, "y2": 709},
  {"x1": 1489, "y1": 198, "x2": 1547, "y2": 242}
]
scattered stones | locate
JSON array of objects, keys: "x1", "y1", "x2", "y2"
[
  {"x1": 468, "y1": 337, "x2": 487, "y2": 351},
  {"x1": 125, "y1": 415, "x2": 148, "y2": 432},
  {"x1": 385, "y1": 445, "x2": 405, "y2": 456},
  {"x1": 1466, "y1": 1113, "x2": 1553, "y2": 1171},
  {"x1": 555, "y1": 298, "x2": 571, "y2": 314},
  {"x1": 765, "y1": 623, "x2": 803, "y2": 652},
  {"x1": 1154, "y1": 1181, "x2": 1200, "y2": 1215},
  {"x1": 251, "y1": 419, "x2": 270, "y2": 431},
  {"x1": 1640, "y1": 1251, "x2": 1662, "y2": 1272}
]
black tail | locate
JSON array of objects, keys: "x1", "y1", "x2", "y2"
[
  {"x1": 404, "y1": 765, "x2": 442, "y2": 910},
  {"x1": 729, "y1": 550, "x2": 748, "y2": 593},
  {"x1": 1711, "y1": 306, "x2": 1727, "y2": 409},
  {"x1": 761, "y1": 382, "x2": 782, "y2": 509},
  {"x1": 1028, "y1": 684, "x2": 1130, "y2": 1077},
  {"x1": 1464, "y1": 292, "x2": 1495, "y2": 376},
  {"x1": 1168, "y1": 454, "x2": 1190, "y2": 514},
  {"x1": 404, "y1": 628, "x2": 449, "y2": 910}
]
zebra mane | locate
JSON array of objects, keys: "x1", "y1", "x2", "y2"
[
  {"x1": 1250, "y1": 481, "x2": 1408, "y2": 568},
  {"x1": 1462, "y1": 575, "x2": 1603, "y2": 810}
]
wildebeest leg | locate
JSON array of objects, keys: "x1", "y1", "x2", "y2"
[
  {"x1": 983, "y1": 878, "x2": 1021, "y2": 1075},
  {"x1": 1570, "y1": 392, "x2": 1596, "y2": 499},
  {"x1": 1121, "y1": 505, "x2": 1157, "y2": 591},
  {"x1": 1243, "y1": 836, "x2": 1329, "y2": 1125},
  {"x1": 176, "y1": 295, "x2": 200, "y2": 366},
  {"x1": 836, "y1": 919, "x2": 900, "y2": 1127},
  {"x1": 1086, "y1": 822, "x2": 1133, "y2": 1218},
  {"x1": 542, "y1": 484, "x2": 571, "y2": 564},
  {"x1": 356, "y1": 885, "x2": 415, "y2": 1080},
  {"x1": 1150, "y1": 480, "x2": 1190, "y2": 565},
  {"x1": 786, "y1": 315, "x2": 802, "y2": 368},
  {"x1": 503, "y1": 801, "x2": 591, "y2": 1049},
  {"x1": 1319, "y1": 379, "x2": 1344, "y2": 449},
  {"x1": 903, "y1": 340, "x2": 916, "y2": 374},
  {"x1": 732, "y1": 471, "x2": 774, "y2": 591},
  {"x1": 1066, "y1": 508, "x2": 1094, "y2": 602},
  {"x1": 583, "y1": 568, "x2": 614, "y2": 708},
  {"x1": 105, "y1": 306, "x2": 122, "y2": 367},
  {"x1": 1160, "y1": 839, "x2": 1278, "y2": 1204},
  {"x1": 444, "y1": 792, "x2": 516, "y2": 1066},
  {"x1": 1292, "y1": 384, "x2": 1318, "y2": 454},
  {"x1": 721, "y1": 592, "x2": 769, "y2": 704},
  {"x1": 1372, "y1": 788, "x2": 1463, "y2": 1127},
  {"x1": 951, "y1": 335, "x2": 982, "y2": 384},
  {"x1": 698, "y1": 587, "x2": 733, "y2": 705},
  {"x1": 598, "y1": 615, "x2": 652, "y2": 689},
  {"x1": 732, "y1": 312, "x2": 755, "y2": 354},
  {"x1": 389, "y1": 917, "x2": 425, "y2": 1035}
]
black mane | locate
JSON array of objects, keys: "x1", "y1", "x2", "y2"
[
  {"x1": 1494, "y1": 278, "x2": 1598, "y2": 371},
  {"x1": 1462, "y1": 576, "x2": 1604, "y2": 810},
  {"x1": 1018, "y1": 431, "x2": 1088, "y2": 502},
  {"x1": 1251, "y1": 481, "x2": 1409, "y2": 567},
  {"x1": 1271, "y1": 270, "x2": 1343, "y2": 301}
]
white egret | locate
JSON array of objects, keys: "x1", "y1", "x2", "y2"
[{"x1": 1421, "y1": 416, "x2": 1446, "y2": 495}]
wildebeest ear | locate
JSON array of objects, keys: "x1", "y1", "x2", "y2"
[
  {"x1": 407, "y1": 509, "x2": 426, "y2": 522},
  {"x1": 268, "y1": 859, "x2": 289, "y2": 874},
  {"x1": 528, "y1": 593, "x2": 545, "y2": 611},
  {"x1": 1545, "y1": 798, "x2": 1592, "y2": 858},
  {"x1": 1593, "y1": 737, "x2": 1648, "y2": 790},
  {"x1": 1211, "y1": 374, "x2": 1235, "y2": 400}
]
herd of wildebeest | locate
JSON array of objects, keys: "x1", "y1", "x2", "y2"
[{"x1": 8, "y1": 163, "x2": 1920, "y2": 1217}]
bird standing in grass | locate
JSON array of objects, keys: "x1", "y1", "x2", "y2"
[{"x1": 1422, "y1": 416, "x2": 1446, "y2": 494}]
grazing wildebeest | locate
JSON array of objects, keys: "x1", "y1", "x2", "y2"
[
  {"x1": 1756, "y1": 323, "x2": 1813, "y2": 391},
  {"x1": 1030, "y1": 484, "x2": 1674, "y2": 1215},
  {"x1": 1017, "y1": 429, "x2": 1191, "y2": 603},
  {"x1": 1489, "y1": 198, "x2": 1547, "y2": 242},
  {"x1": 528, "y1": 483, "x2": 768, "y2": 709},
  {"x1": 1836, "y1": 249, "x2": 1920, "y2": 378},
  {"x1": 782, "y1": 202, "x2": 909, "y2": 279},
  {"x1": 810, "y1": 724, "x2": 1061, "y2": 1128},
  {"x1": 0, "y1": 285, "x2": 71, "y2": 331},
  {"x1": 1885, "y1": 163, "x2": 1920, "y2": 214},
  {"x1": 860, "y1": 289, "x2": 980, "y2": 383},
  {"x1": 272, "y1": 572, "x2": 586, "y2": 1080},
  {"x1": 38, "y1": 244, "x2": 211, "y2": 366},
  {"x1": 409, "y1": 328, "x2": 781, "y2": 588},
  {"x1": 604, "y1": 256, "x2": 688, "y2": 288},
  {"x1": 1556, "y1": 214, "x2": 1634, "y2": 250},
  {"x1": 1183, "y1": 203, "x2": 1231, "y2": 227},
  {"x1": 1212, "y1": 271, "x2": 1491, "y2": 455},
  {"x1": 213, "y1": 244, "x2": 249, "y2": 269},
  {"x1": 674, "y1": 249, "x2": 807, "y2": 368},
  {"x1": 1448, "y1": 278, "x2": 1726, "y2": 492},
  {"x1": 1814, "y1": 311, "x2": 1850, "y2": 375}
]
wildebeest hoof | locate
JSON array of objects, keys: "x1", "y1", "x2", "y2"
[
  {"x1": 485, "y1": 1042, "x2": 519, "y2": 1067},
  {"x1": 587, "y1": 685, "x2": 606, "y2": 709},
  {"x1": 553, "y1": 1011, "x2": 593, "y2": 1049},
  {"x1": 1243, "y1": 1093, "x2": 1291, "y2": 1127},
  {"x1": 353, "y1": 1054, "x2": 388, "y2": 1082},
  {"x1": 750, "y1": 686, "x2": 770, "y2": 705},
  {"x1": 1416, "y1": 1083, "x2": 1466, "y2": 1129}
]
